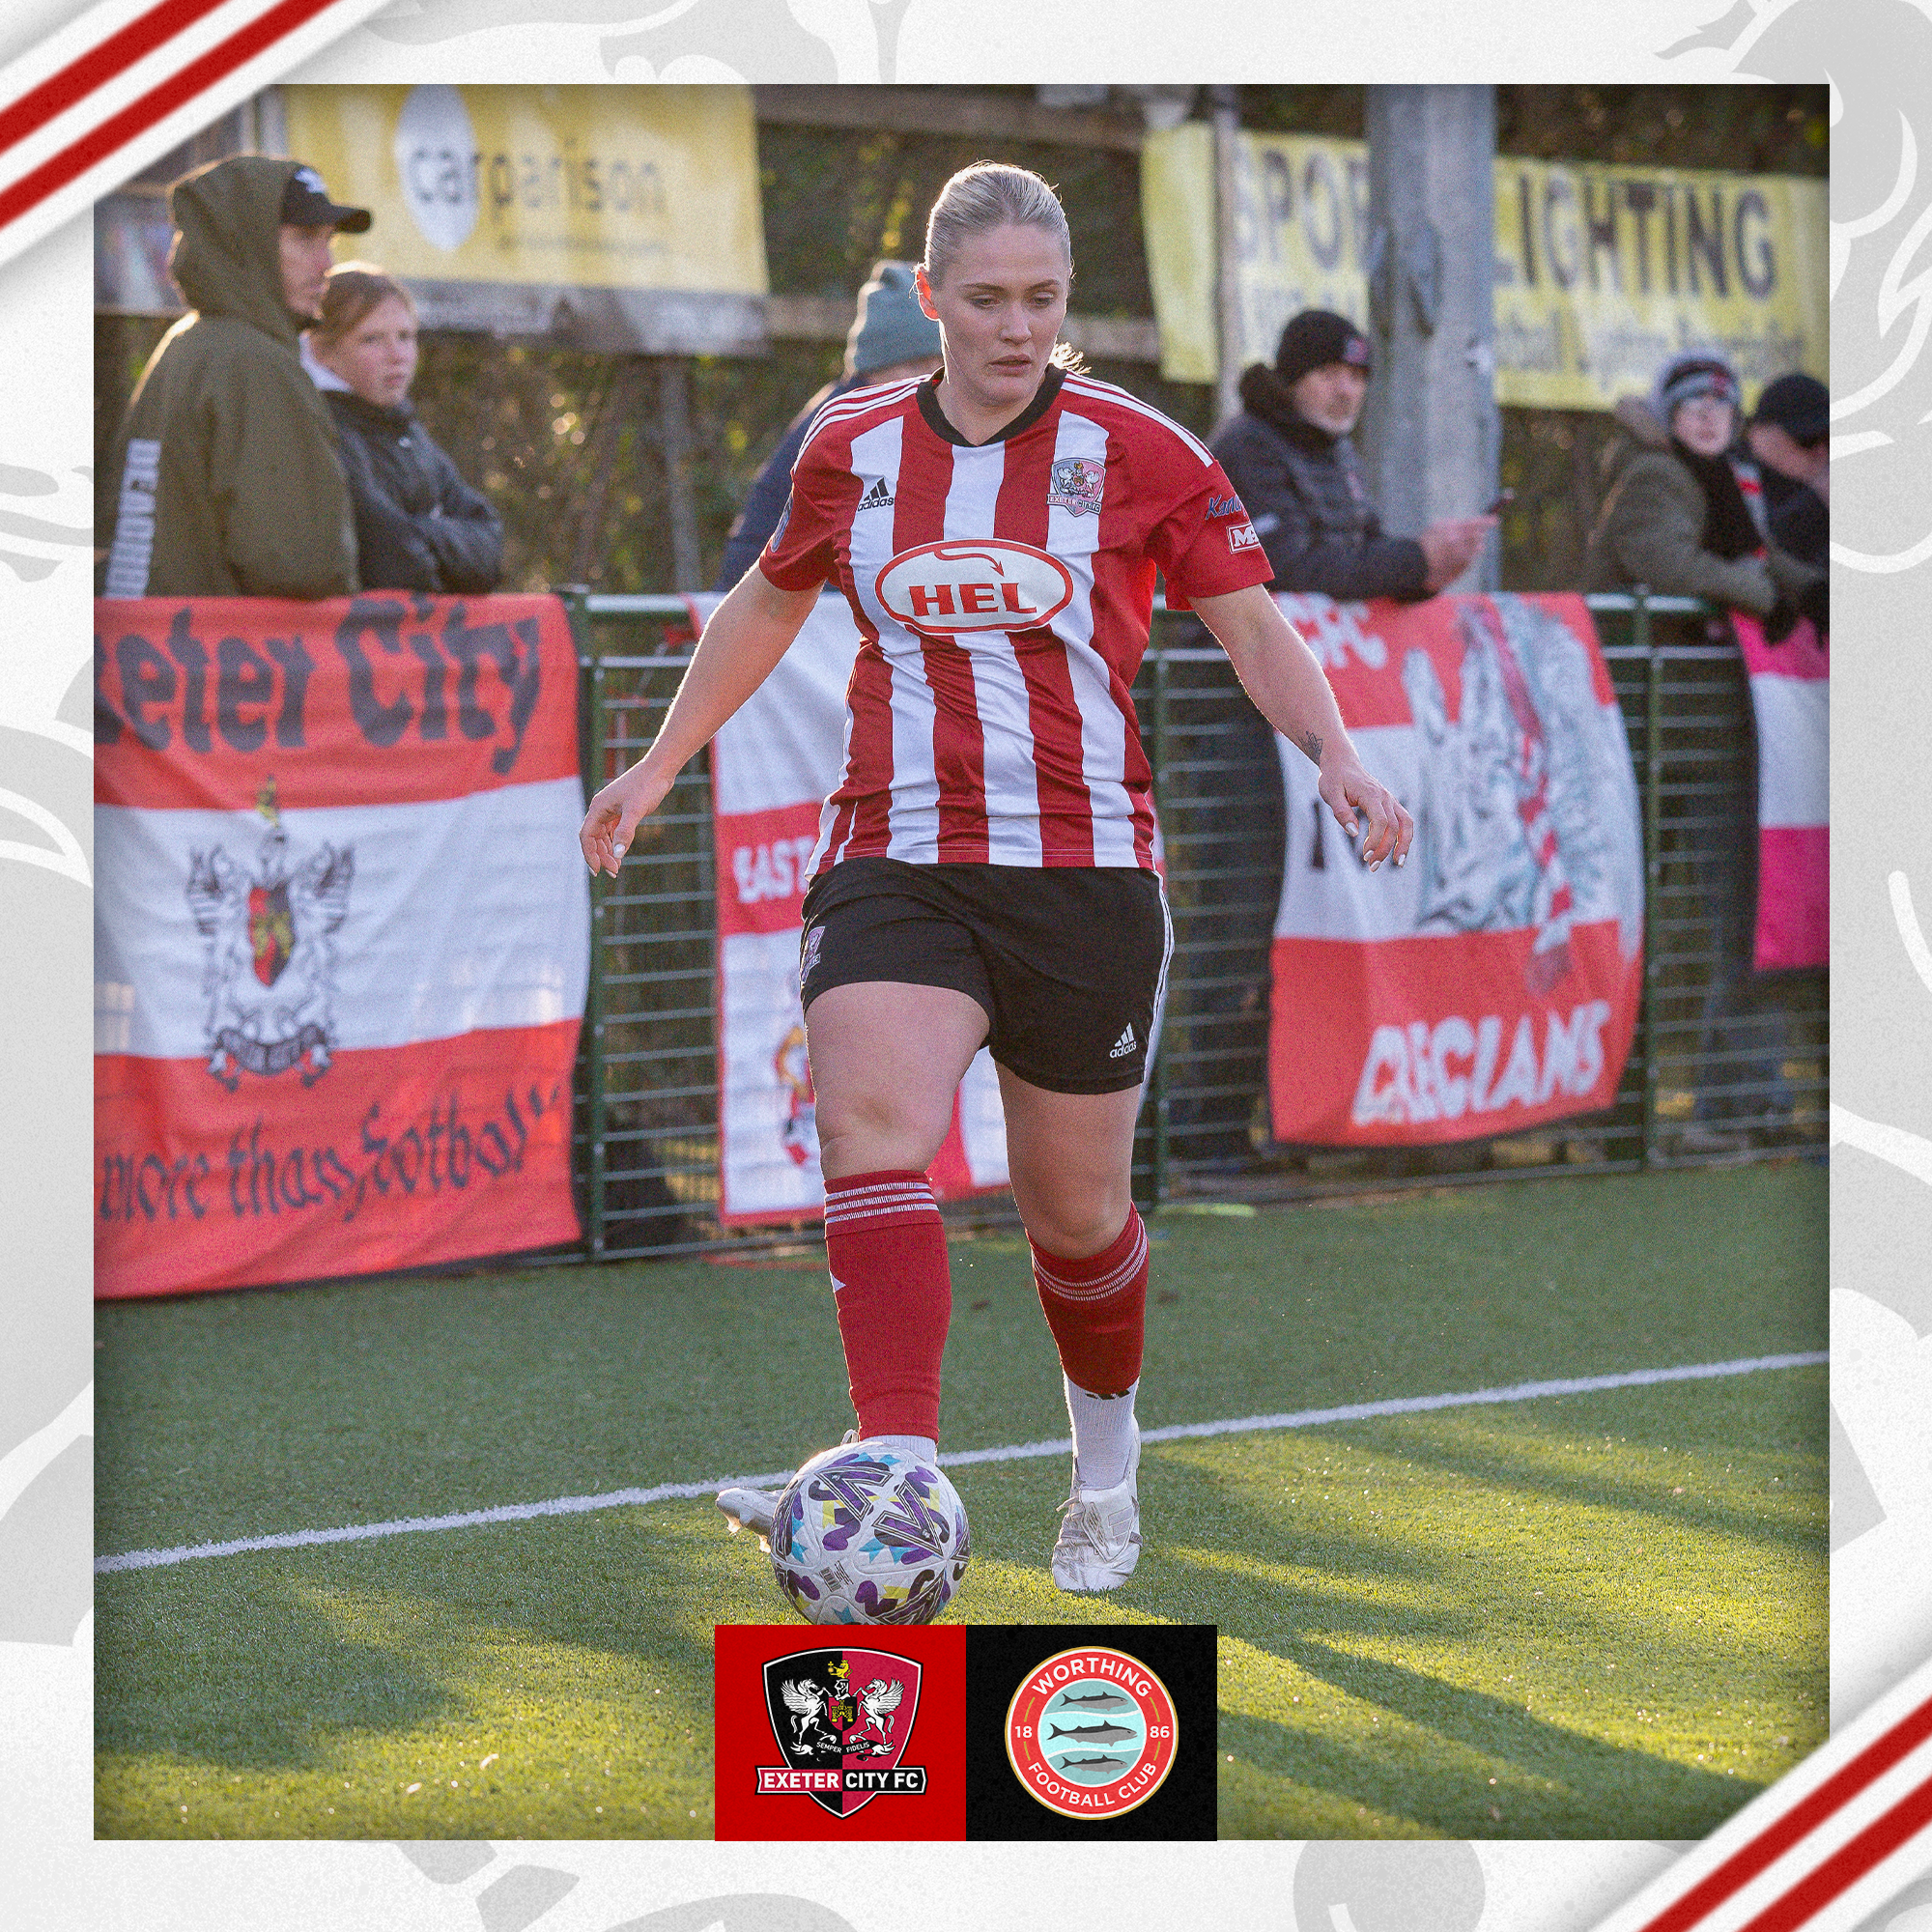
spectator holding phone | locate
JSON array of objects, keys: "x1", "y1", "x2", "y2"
[
  {"x1": 1210, "y1": 308, "x2": 1496, "y2": 602},
  {"x1": 305, "y1": 264, "x2": 503, "y2": 594}
]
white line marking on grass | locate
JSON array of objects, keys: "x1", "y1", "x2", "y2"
[{"x1": 96, "y1": 1351, "x2": 1826, "y2": 1575}]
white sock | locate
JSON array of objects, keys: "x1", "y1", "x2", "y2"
[
  {"x1": 873, "y1": 1433, "x2": 939, "y2": 1466},
  {"x1": 1065, "y1": 1378, "x2": 1138, "y2": 1492}
]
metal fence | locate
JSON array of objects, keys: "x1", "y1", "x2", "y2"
[{"x1": 563, "y1": 591, "x2": 1827, "y2": 1261}]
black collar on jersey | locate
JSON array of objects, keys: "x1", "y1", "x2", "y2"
[{"x1": 919, "y1": 364, "x2": 1065, "y2": 447}]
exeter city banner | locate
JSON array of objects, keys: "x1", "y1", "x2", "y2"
[
  {"x1": 278, "y1": 84, "x2": 769, "y2": 354},
  {"x1": 94, "y1": 594, "x2": 588, "y2": 1298},
  {"x1": 1141, "y1": 127, "x2": 1827, "y2": 409},
  {"x1": 693, "y1": 595, "x2": 1009, "y2": 1227},
  {"x1": 1268, "y1": 592, "x2": 1644, "y2": 1145},
  {"x1": 1732, "y1": 612, "x2": 1828, "y2": 972}
]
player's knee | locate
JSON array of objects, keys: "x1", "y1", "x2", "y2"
[
  {"x1": 1024, "y1": 1194, "x2": 1132, "y2": 1261},
  {"x1": 817, "y1": 1091, "x2": 952, "y2": 1176}
]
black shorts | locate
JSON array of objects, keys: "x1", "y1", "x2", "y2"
[{"x1": 797, "y1": 858, "x2": 1170, "y2": 1095}]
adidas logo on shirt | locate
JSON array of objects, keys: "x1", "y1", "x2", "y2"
[
  {"x1": 856, "y1": 475, "x2": 895, "y2": 512},
  {"x1": 1108, "y1": 1024, "x2": 1138, "y2": 1060}
]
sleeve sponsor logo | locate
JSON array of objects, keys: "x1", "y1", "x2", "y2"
[
  {"x1": 1206, "y1": 494, "x2": 1245, "y2": 520},
  {"x1": 1227, "y1": 521, "x2": 1262, "y2": 552}
]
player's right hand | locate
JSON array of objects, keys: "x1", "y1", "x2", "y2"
[{"x1": 579, "y1": 760, "x2": 672, "y2": 876}]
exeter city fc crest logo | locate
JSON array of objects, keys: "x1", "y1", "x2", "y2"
[
  {"x1": 185, "y1": 778, "x2": 354, "y2": 1090},
  {"x1": 1005, "y1": 1645, "x2": 1179, "y2": 1819},
  {"x1": 1046, "y1": 455, "x2": 1106, "y2": 517},
  {"x1": 758, "y1": 1648, "x2": 926, "y2": 1817}
]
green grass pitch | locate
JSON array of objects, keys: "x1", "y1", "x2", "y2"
[{"x1": 95, "y1": 1161, "x2": 1827, "y2": 1840}]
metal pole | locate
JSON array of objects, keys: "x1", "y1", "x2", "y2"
[
  {"x1": 1150, "y1": 635, "x2": 1172, "y2": 1209},
  {"x1": 1360, "y1": 86, "x2": 1499, "y2": 590},
  {"x1": 1637, "y1": 588, "x2": 1662, "y2": 1169},
  {"x1": 1210, "y1": 85, "x2": 1245, "y2": 433},
  {"x1": 574, "y1": 593, "x2": 611, "y2": 1258},
  {"x1": 659, "y1": 357, "x2": 701, "y2": 591}
]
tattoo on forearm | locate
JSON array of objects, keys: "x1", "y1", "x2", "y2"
[{"x1": 1297, "y1": 729, "x2": 1323, "y2": 763}]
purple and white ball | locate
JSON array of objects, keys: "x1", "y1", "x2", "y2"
[{"x1": 769, "y1": 1441, "x2": 971, "y2": 1626}]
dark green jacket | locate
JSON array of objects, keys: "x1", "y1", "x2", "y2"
[
  {"x1": 98, "y1": 156, "x2": 357, "y2": 600},
  {"x1": 1583, "y1": 397, "x2": 1820, "y2": 616}
]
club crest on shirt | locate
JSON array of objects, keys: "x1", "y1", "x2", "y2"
[{"x1": 1046, "y1": 456, "x2": 1107, "y2": 518}]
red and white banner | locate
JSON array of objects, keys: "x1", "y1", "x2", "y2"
[
  {"x1": 94, "y1": 593, "x2": 586, "y2": 1297},
  {"x1": 697, "y1": 594, "x2": 1009, "y2": 1227},
  {"x1": 1268, "y1": 591, "x2": 1645, "y2": 1146},
  {"x1": 1583, "y1": 1649, "x2": 1932, "y2": 1932},
  {"x1": 1733, "y1": 611, "x2": 1829, "y2": 973},
  {"x1": 0, "y1": 0, "x2": 395, "y2": 273}
]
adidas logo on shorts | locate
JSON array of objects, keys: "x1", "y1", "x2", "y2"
[
  {"x1": 857, "y1": 475, "x2": 895, "y2": 512},
  {"x1": 1108, "y1": 1023, "x2": 1138, "y2": 1060}
]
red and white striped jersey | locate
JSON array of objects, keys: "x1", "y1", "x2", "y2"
[{"x1": 758, "y1": 367, "x2": 1270, "y2": 873}]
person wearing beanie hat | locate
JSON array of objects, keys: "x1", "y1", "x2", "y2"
[
  {"x1": 1208, "y1": 307, "x2": 1495, "y2": 604},
  {"x1": 843, "y1": 261, "x2": 943, "y2": 381},
  {"x1": 1747, "y1": 371, "x2": 1829, "y2": 570},
  {"x1": 1586, "y1": 348, "x2": 1822, "y2": 627},
  {"x1": 714, "y1": 261, "x2": 942, "y2": 589},
  {"x1": 1586, "y1": 350, "x2": 1827, "y2": 1154}
]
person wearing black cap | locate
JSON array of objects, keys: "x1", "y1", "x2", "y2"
[
  {"x1": 1209, "y1": 308, "x2": 1495, "y2": 602},
  {"x1": 713, "y1": 261, "x2": 943, "y2": 590},
  {"x1": 99, "y1": 155, "x2": 372, "y2": 600},
  {"x1": 1747, "y1": 372, "x2": 1829, "y2": 572}
]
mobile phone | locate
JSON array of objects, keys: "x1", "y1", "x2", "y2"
[{"x1": 1484, "y1": 489, "x2": 1516, "y2": 515}]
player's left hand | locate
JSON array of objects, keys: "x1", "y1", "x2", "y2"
[{"x1": 1318, "y1": 755, "x2": 1413, "y2": 872}]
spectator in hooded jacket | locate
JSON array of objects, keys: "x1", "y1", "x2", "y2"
[
  {"x1": 98, "y1": 156, "x2": 367, "y2": 599},
  {"x1": 1746, "y1": 371, "x2": 1830, "y2": 574},
  {"x1": 1210, "y1": 308, "x2": 1495, "y2": 602},
  {"x1": 1585, "y1": 350, "x2": 1825, "y2": 637},
  {"x1": 305, "y1": 265, "x2": 503, "y2": 595},
  {"x1": 713, "y1": 260, "x2": 942, "y2": 591}
]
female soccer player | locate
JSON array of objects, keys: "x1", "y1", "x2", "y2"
[{"x1": 580, "y1": 163, "x2": 1411, "y2": 1592}]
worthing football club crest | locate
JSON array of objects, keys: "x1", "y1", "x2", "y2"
[
  {"x1": 1005, "y1": 1645, "x2": 1179, "y2": 1820},
  {"x1": 758, "y1": 1648, "x2": 926, "y2": 1817},
  {"x1": 1046, "y1": 455, "x2": 1106, "y2": 517},
  {"x1": 185, "y1": 779, "x2": 355, "y2": 1089}
]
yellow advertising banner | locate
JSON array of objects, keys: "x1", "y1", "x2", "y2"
[
  {"x1": 279, "y1": 84, "x2": 768, "y2": 353},
  {"x1": 1141, "y1": 128, "x2": 1827, "y2": 411}
]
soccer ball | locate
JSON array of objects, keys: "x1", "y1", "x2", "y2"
[{"x1": 768, "y1": 1441, "x2": 970, "y2": 1626}]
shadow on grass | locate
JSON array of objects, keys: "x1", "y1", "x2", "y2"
[
  {"x1": 1223, "y1": 1631, "x2": 1763, "y2": 1839},
  {"x1": 94, "y1": 1504, "x2": 754, "y2": 1824}
]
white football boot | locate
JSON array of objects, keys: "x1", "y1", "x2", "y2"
[
  {"x1": 716, "y1": 1431, "x2": 858, "y2": 1550},
  {"x1": 1051, "y1": 1420, "x2": 1142, "y2": 1591}
]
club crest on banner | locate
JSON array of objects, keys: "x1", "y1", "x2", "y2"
[
  {"x1": 1402, "y1": 596, "x2": 1643, "y2": 993},
  {"x1": 185, "y1": 778, "x2": 354, "y2": 1090},
  {"x1": 759, "y1": 1647, "x2": 926, "y2": 1817}
]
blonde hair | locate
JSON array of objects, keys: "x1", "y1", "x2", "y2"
[
  {"x1": 923, "y1": 163, "x2": 1085, "y2": 373},
  {"x1": 312, "y1": 263, "x2": 415, "y2": 348}
]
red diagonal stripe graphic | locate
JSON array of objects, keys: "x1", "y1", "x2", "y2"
[
  {"x1": 1738, "y1": 1771, "x2": 1932, "y2": 1932},
  {"x1": 0, "y1": 0, "x2": 232, "y2": 158},
  {"x1": 1640, "y1": 1697, "x2": 1932, "y2": 1932},
  {"x1": 0, "y1": 0, "x2": 343, "y2": 234}
]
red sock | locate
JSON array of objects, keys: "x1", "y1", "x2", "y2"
[
  {"x1": 824, "y1": 1170, "x2": 951, "y2": 1442},
  {"x1": 1031, "y1": 1208, "x2": 1149, "y2": 1397}
]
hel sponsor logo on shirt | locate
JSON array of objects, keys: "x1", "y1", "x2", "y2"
[
  {"x1": 759, "y1": 1649, "x2": 927, "y2": 1817},
  {"x1": 874, "y1": 539, "x2": 1075, "y2": 635},
  {"x1": 1005, "y1": 1645, "x2": 1179, "y2": 1820}
]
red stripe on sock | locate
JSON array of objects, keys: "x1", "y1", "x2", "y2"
[
  {"x1": 1032, "y1": 1208, "x2": 1149, "y2": 1397},
  {"x1": 825, "y1": 1169, "x2": 951, "y2": 1441}
]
